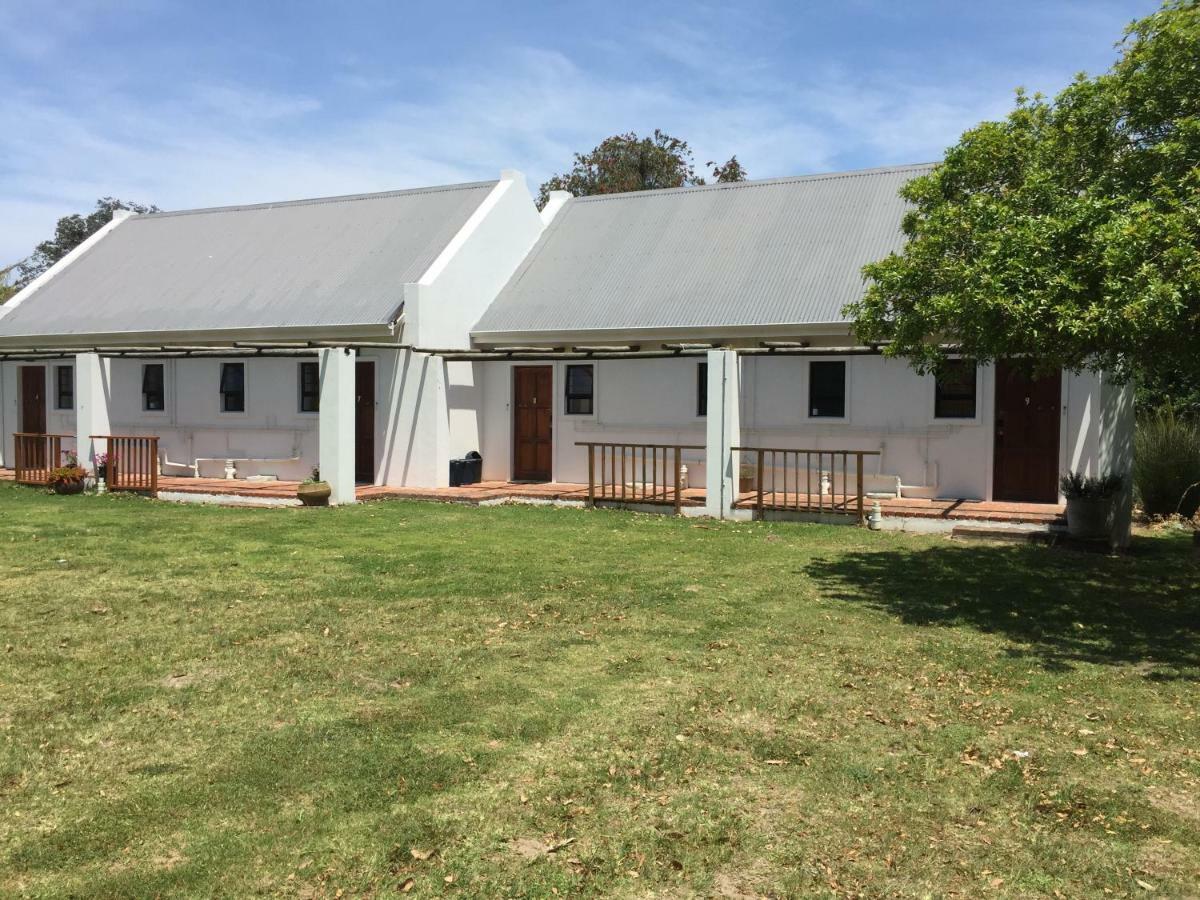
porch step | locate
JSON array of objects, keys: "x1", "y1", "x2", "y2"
[{"x1": 950, "y1": 523, "x2": 1061, "y2": 544}]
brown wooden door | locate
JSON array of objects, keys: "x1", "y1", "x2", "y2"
[
  {"x1": 993, "y1": 361, "x2": 1061, "y2": 502},
  {"x1": 354, "y1": 361, "x2": 375, "y2": 484},
  {"x1": 513, "y1": 366, "x2": 552, "y2": 481},
  {"x1": 19, "y1": 366, "x2": 46, "y2": 434}
]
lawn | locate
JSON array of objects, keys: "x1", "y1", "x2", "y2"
[{"x1": 0, "y1": 483, "x2": 1197, "y2": 898}]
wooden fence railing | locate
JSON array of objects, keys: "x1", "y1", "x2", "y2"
[
  {"x1": 732, "y1": 447, "x2": 882, "y2": 524},
  {"x1": 93, "y1": 435, "x2": 159, "y2": 493},
  {"x1": 13, "y1": 433, "x2": 73, "y2": 485},
  {"x1": 577, "y1": 442, "x2": 704, "y2": 514}
]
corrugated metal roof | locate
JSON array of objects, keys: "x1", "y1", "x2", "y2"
[
  {"x1": 472, "y1": 163, "x2": 933, "y2": 336},
  {"x1": 0, "y1": 180, "x2": 497, "y2": 338}
]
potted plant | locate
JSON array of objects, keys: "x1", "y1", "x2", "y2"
[
  {"x1": 94, "y1": 452, "x2": 109, "y2": 494},
  {"x1": 297, "y1": 467, "x2": 331, "y2": 506},
  {"x1": 1060, "y1": 471, "x2": 1124, "y2": 540},
  {"x1": 48, "y1": 451, "x2": 88, "y2": 496}
]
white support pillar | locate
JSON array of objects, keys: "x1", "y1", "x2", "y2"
[
  {"x1": 318, "y1": 347, "x2": 356, "y2": 505},
  {"x1": 75, "y1": 353, "x2": 111, "y2": 472},
  {"x1": 704, "y1": 349, "x2": 740, "y2": 519},
  {"x1": 1100, "y1": 374, "x2": 1135, "y2": 549}
]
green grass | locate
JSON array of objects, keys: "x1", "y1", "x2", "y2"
[{"x1": 1, "y1": 482, "x2": 1197, "y2": 898}]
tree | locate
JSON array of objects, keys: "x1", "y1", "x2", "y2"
[
  {"x1": 847, "y1": 0, "x2": 1199, "y2": 400},
  {"x1": 13, "y1": 196, "x2": 159, "y2": 289},
  {"x1": 537, "y1": 130, "x2": 745, "y2": 208},
  {"x1": 0, "y1": 264, "x2": 17, "y2": 305}
]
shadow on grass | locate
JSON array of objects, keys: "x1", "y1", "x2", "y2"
[{"x1": 804, "y1": 536, "x2": 1200, "y2": 679}]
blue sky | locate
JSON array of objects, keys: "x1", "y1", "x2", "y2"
[{"x1": 0, "y1": 0, "x2": 1159, "y2": 266}]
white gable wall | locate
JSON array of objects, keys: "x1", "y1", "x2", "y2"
[{"x1": 407, "y1": 172, "x2": 545, "y2": 349}]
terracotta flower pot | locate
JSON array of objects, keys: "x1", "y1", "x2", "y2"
[
  {"x1": 297, "y1": 481, "x2": 332, "y2": 506},
  {"x1": 51, "y1": 479, "x2": 85, "y2": 496},
  {"x1": 1066, "y1": 496, "x2": 1111, "y2": 540}
]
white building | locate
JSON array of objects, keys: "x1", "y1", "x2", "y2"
[{"x1": 0, "y1": 164, "x2": 1133, "y2": 537}]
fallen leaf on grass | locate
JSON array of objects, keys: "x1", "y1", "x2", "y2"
[
  {"x1": 399, "y1": 878, "x2": 415, "y2": 892},
  {"x1": 409, "y1": 848, "x2": 435, "y2": 861}
]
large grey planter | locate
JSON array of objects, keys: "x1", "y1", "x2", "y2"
[{"x1": 1066, "y1": 496, "x2": 1111, "y2": 540}]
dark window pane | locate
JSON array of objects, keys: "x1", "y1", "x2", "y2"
[
  {"x1": 808, "y1": 361, "x2": 846, "y2": 418},
  {"x1": 935, "y1": 361, "x2": 977, "y2": 418},
  {"x1": 697, "y1": 362, "x2": 708, "y2": 417},
  {"x1": 565, "y1": 364, "x2": 593, "y2": 415},
  {"x1": 142, "y1": 364, "x2": 165, "y2": 411},
  {"x1": 299, "y1": 362, "x2": 320, "y2": 413},
  {"x1": 220, "y1": 363, "x2": 245, "y2": 412},
  {"x1": 55, "y1": 366, "x2": 73, "y2": 409}
]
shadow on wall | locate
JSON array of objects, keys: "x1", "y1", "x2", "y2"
[{"x1": 803, "y1": 538, "x2": 1200, "y2": 680}]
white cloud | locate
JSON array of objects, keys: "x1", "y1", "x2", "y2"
[{"x1": 0, "y1": 2, "x2": 1141, "y2": 263}]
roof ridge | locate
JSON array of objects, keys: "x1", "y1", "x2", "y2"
[
  {"x1": 570, "y1": 162, "x2": 937, "y2": 204},
  {"x1": 136, "y1": 179, "x2": 499, "y2": 220}
]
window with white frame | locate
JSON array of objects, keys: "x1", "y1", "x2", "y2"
[
  {"x1": 298, "y1": 361, "x2": 319, "y2": 413},
  {"x1": 54, "y1": 365, "x2": 74, "y2": 410},
  {"x1": 142, "y1": 364, "x2": 165, "y2": 411},
  {"x1": 934, "y1": 360, "x2": 977, "y2": 419},
  {"x1": 219, "y1": 362, "x2": 245, "y2": 413},
  {"x1": 808, "y1": 360, "x2": 846, "y2": 418},
  {"x1": 564, "y1": 364, "x2": 593, "y2": 415}
]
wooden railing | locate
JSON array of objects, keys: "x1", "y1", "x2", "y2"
[
  {"x1": 732, "y1": 447, "x2": 882, "y2": 524},
  {"x1": 13, "y1": 433, "x2": 73, "y2": 485},
  {"x1": 93, "y1": 435, "x2": 159, "y2": 493},
  {"x1": 577, "y1": 442, "x2": 704, "y2": 514}
]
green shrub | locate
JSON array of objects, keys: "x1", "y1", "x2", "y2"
[
  {"x1": 1060, "y1": 471, "x2": 1124, "y2": 500},
  {"x1": 1133, "y1": 404, "x2": 1200, "y2": 518}
]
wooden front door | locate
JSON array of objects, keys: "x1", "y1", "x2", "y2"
[
  {"x1": 19, "y1": 366, "x2": 46, "y2": 434},
  {"x1": 513, "y1": 366, "x2": 552, "y2": 481},
  {"x1": 993, "y1": 361, "x2": 1061, "y2": 503},
  {"x1": 354, "y1": 361, "x2": 375, "y2": 484}
]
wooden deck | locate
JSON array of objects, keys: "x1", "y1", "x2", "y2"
[{"x1": 2, "y1": 468, "x2": 1065, "y2": 525}]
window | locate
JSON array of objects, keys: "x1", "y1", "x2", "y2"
[
  {"x1": 55, "y1": 365, "x2": 73, "y2": 410},
  {"x1": 564, "y1": 364, "x2": 593, "y2": 415},
  {"x1": 697, "y1": 362, "x2": 708, "y2": 416},
  {"x1": 142, "y1": 364, "x2": 165, "y2": 411},
  {"x1": 808, "y1": 360, "x2": 846, "y2": 418},
  {"x1": 299, "y1": 361, "x2": 319, "y2": 413},
  {"x1": 934, "y1": 360, "x2": 977, "y2": 419},
  {"x1": 219, "y1": 362, "x2": 245, "y2": 412}
]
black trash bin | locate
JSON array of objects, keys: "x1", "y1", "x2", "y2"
[{"x1": 449, "y1": 450, "x2": 483, "y2": 487}]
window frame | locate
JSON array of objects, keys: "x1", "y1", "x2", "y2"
[
  {"x1": 298, "y1": 361, "x2": 320, "y2": 414},
  {"x1": 219, "y1": 362, "x2": 246, "y2": 414},
  {"x1": 696, "y1": 361, "x2": 708, "y2": 418},
  {"x1": 932, "y1": 359, "x2": 981, "y2": 422},
  {"x1": 54, "y1": 364, "x2": 74, "y2": 410},
  {"x1": 141, "y1": 363, "x2": 166, "y2": 412},
  {"x1": 563, "y1": 363, "x2": 594, "y2": 416},
  {"x1": 806, "y1": 359, "x2": 848, "y2": 421}
]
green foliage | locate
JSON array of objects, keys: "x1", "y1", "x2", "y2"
[
  {"x1": 1059, "y1": 471, "x2": 1124, "y2": 500},
  {"x1": 1134, "y1": 403, "x2": 1200, "y2": 517},
  {"x1": 13, "y1": 196, "x2": 159, "y2": 288},
  {"x1": 848, "y1": 1, "x2": 1200, "y2": 390},
  {"x1": 0, "y1": 264, "x2": 16, "y2": 305},
  {"x1": 536, "y1": 130, "x2": 745, "y2": 208}
]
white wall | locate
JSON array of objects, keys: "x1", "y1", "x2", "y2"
[
  {"x1": 107, "y1": 356, "x2": 320, "y2": 481},
  {"x1": 0, "y1": 353, "x2": 1134, "y2": 507},
  {"x1": 0, "y1": 358, "x2": 78, "y2": 466},
  {"x1": 471, "y1": 355, "x2": 1123, "y2": 503}
]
